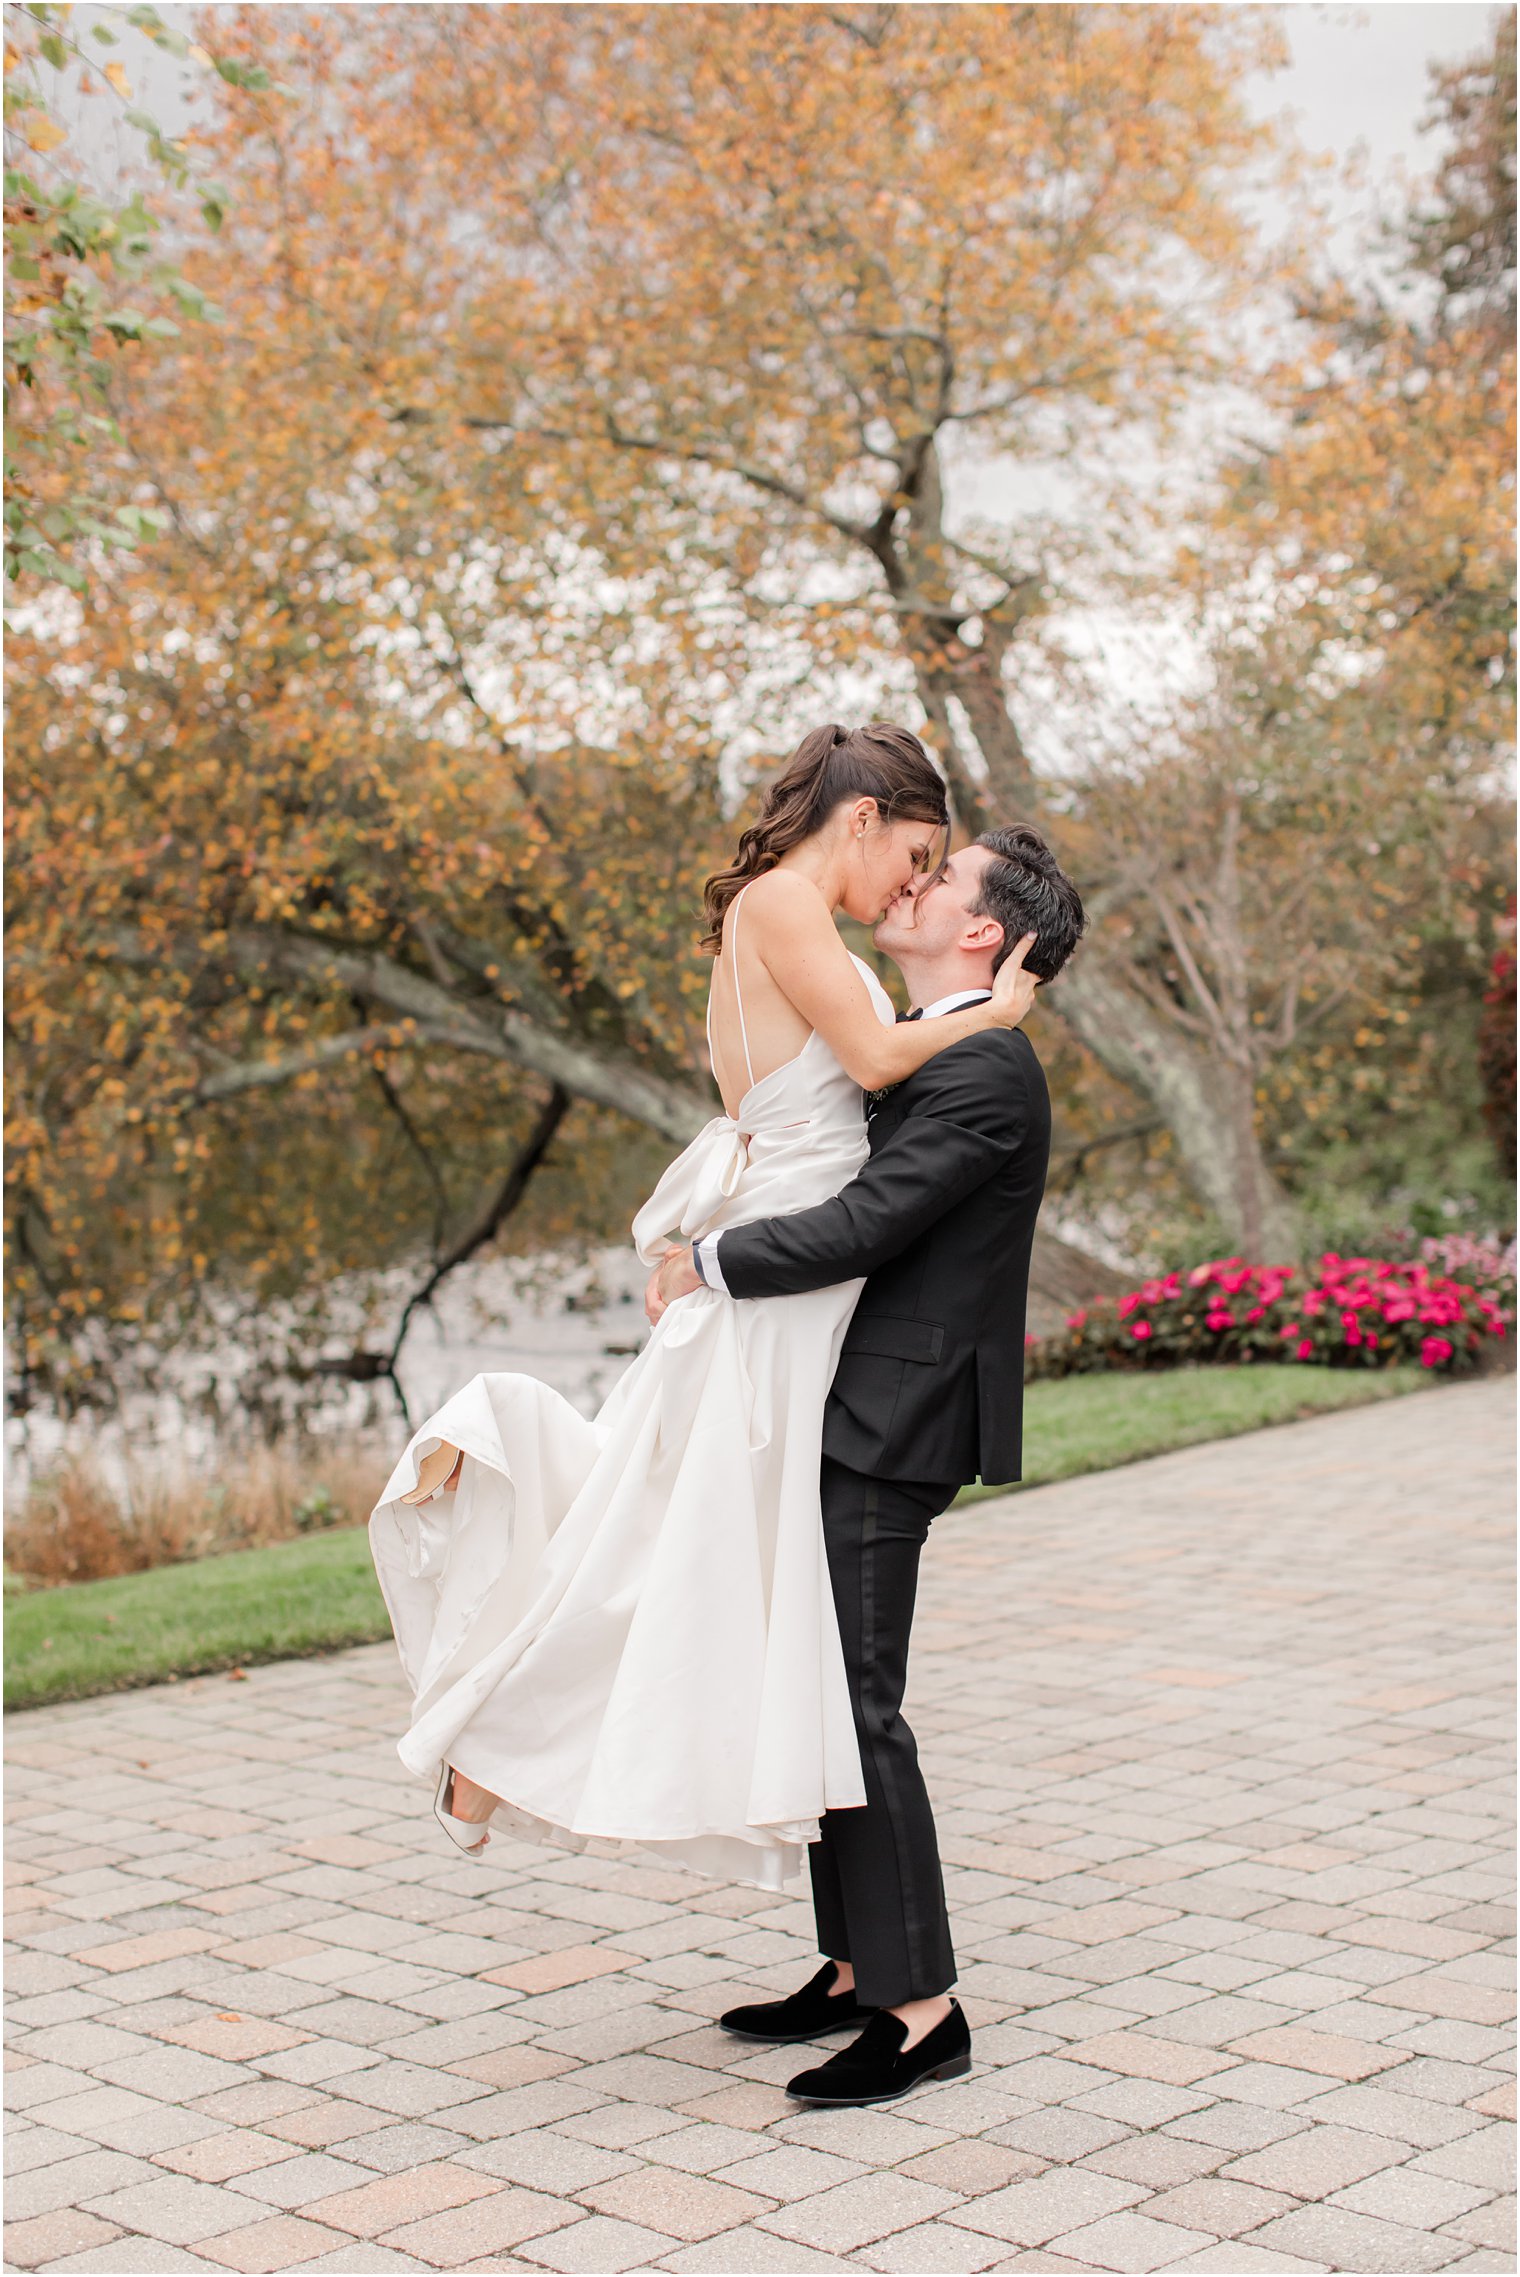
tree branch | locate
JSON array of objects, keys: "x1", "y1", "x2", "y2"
[
  {"x1": 386, "y1": 1083, "x2": 574, "y2": 1395},
  {"x1": 225, "y1": 930, "x2": 712, "y2": 1143},
  {"x1": 600, "y1": 417, "x2": 874, "y2": 544},
  {"x1": 189, "y1": 1023, "x2": 418, "y2": 1102}
]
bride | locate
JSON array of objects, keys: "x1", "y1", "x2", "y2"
[{"x1": 369, "y1": 721, "x2": 1035, "y2": 1891}]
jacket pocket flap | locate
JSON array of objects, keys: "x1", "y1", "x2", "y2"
[{"x1": 844, "y1": 1315, "x2": 944, "y2": 1364}]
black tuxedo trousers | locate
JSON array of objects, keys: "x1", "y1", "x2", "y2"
[
  {"x1": 718, "y1": 1030, "x2": 1052, "y2": 2008},
  {"x1": 809, "y1": 1456, "x2": 961, "y2": 2007}
]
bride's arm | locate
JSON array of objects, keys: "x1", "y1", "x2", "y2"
[{"x1": 745, "y1": 872, "x2": 1037, "y2": 1090}]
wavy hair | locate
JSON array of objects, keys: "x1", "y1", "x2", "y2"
[{"x1": 701, "y1": 722, "x2": 949, "y2": 952}]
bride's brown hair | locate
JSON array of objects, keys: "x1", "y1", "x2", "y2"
[{"x1": 700, "y1": 722, "x2": 949, "y2": 953}]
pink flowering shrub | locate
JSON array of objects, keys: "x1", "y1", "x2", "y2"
[
  {"x1": 1417, "y1": 1235, "x2": 1516, "y2": 1312},
  {"x1": 1029, "y1": 1252, "x2": 1515, "y2": 1380}
]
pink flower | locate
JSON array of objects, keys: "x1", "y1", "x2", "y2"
[
  {"x1": 1420, "y1": 1336, "x2": 1454, "y2": 1368},
  {"x1": 1296, "y1": 1338, "x2": 1314, "y2": 1359},
  {"x1": 1131, "y1": 1320, "x2": 1153, "y2": 1341},
  {"x1": 1205, "y1": 1309, "x2": 1233, "y2": 1332}
]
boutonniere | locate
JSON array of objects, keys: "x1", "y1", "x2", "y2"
[{"x1": 866, "y1": 1084, "x2": 900, "y2": 1113}]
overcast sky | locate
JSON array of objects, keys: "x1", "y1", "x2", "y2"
[{"x1": 1265, "y1": 3, "x2": 1497, "y2": 178}]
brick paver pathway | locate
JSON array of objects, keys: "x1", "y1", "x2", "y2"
[{"x1": 6, "y1": 1380, "x2": 1514, "y2": 2277}]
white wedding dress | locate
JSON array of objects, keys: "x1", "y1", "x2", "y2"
[{"x1": 369, "y1": 901, "x2": 894, "y2": 1891}]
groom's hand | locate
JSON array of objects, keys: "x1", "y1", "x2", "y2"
[{"x1": 645, "y1": 1246, "x2": 701, "y2": 1323}]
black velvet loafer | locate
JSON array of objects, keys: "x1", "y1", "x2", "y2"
[
  {"x1": 720, "y1": 1960, "x2": 876, "y2": 2044},
  {"x1": 786, "y1": 1998, "x2": 971, "y2": 2104}
]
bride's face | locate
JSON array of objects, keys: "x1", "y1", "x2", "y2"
[{"x1": 840, "y1": 811, "x2": 944, "y2": 925}]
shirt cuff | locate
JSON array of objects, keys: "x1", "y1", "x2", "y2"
[{"x1": 694, "y1": 1235, "x2": 729, "y2": 1295}]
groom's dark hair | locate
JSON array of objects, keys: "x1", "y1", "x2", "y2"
[{"x1": 971, "y1": 825, "x2": 1085, "y2": 982}]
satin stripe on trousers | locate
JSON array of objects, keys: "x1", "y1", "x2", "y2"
[{"x1": 807, "y1": 1456, "x2": 960, "y2": 2008}]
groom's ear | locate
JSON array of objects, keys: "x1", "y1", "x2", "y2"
[{"x1": 965, "y1": 911, "x2": 1005, "y2": 956}]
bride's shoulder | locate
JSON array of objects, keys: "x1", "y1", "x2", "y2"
[{"x1": 735, "y1": 869, "x2": 831, "y2": 935}]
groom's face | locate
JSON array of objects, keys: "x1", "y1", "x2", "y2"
[{"x1": 874, "y1": 845, "x2": 996, "y2": 963}]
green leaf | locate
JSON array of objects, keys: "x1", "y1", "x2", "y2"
[
  {"x1": 90, "y1": 25, "x2": 120, "y2": 44},
  {"x1": 213, "y1": 57, "x2": 272, "y2": 89},
  {"x1": 38, "y1": 33, "x2": 68, "y2": 69}
]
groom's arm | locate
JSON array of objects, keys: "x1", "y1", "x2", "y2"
[{"x1": 704, "y1": 1035, "x2": 1032, "y2": 1301}]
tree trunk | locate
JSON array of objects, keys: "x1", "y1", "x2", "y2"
[
  {"x1": 1053, "y1": 959, "x2": 1301, "y2": 1259},
  {"x1": 887, "y1": 433, "x2": 1301, "y2": 1258}
]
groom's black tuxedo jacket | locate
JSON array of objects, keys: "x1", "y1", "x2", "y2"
[{"x1": 715, "y1": 1027, "x2": 1050, "y2": 1488}]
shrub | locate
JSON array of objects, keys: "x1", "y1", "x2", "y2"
[
  {"x1": 1030, "y1": 1252, "x2": 1515, "y2": 1380},
  {"x1": 4, "y1": 1440, "x2": 381, "y2": 1588}
]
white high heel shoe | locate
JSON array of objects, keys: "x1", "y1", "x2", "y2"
[
  {"x1": 434, "y1": 1765, "x2": 492, "y2": 1855},
  {"x1": 403, "y1": 1444, "x2": 464, "y2": 1506}
]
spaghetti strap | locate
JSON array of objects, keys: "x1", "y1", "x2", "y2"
[{"x1": 727, "y1": 885, "x2": 758, "y2": 1093}]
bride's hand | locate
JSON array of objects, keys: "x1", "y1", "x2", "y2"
[{"x1": 988, "y1": 934, "x2": 1039, "y2": 1030}]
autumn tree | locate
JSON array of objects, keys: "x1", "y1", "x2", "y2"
[
  {"x1": 190, "y1": 0, "x2": 1503, "y2": 1253},
  {"x1": 1074, "y1": 8, "x2": 1516, "y2": 1254},
  {"x1": 2, "y1": 0, "x2": 275, "y2": 590},
  {"x1": 366, "y1": 1, "x2": 1306, "y2": 1243},
  {"x1": 8, "y1": 5, "x2": 1508, "y2": 1403}
]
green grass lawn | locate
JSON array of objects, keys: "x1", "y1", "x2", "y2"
[
  {"x1": 4, "y1": 1526, "x2": 390, "y2": 1712},
  {"x1": 6, "y1": 1363, "x2": 1430, "y2": 1711},
  {"x1": 959, "y1": 1360, "x2": 1428, "y2": 1505}
]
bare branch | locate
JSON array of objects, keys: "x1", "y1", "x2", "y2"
[
  {"x1": 189, "y1": 1024, "x2": 417, "y2": 1102},
  {"x1": 601, "y1": 418, "x2": 873, "y2": 544},
  {"x1": 225, "y1": 930, "x2": 711, "y2": 1143},
  {"x1": 388, "y1": 1083, "x2": 574, "y2": 1379},
  {"x1": 1148, "y1": 885, "x2": 1239, "y2": 1060}
]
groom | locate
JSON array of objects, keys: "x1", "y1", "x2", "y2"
[{"x1": 649, "y1": 822, "x2": 1086, "y2": 2105}]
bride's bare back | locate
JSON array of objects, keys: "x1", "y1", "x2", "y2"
[{"x1": 708, "y1": 882, "x2": 818, "y2": 1116}]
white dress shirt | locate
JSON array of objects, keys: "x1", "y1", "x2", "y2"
[{"x1": 695, "y1": 989, "x2": 992, "y2": 1294}]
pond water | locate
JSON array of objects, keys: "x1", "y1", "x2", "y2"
[{"x1": 4, "y1": 1243, "x2": 654, "y2": 1503}]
